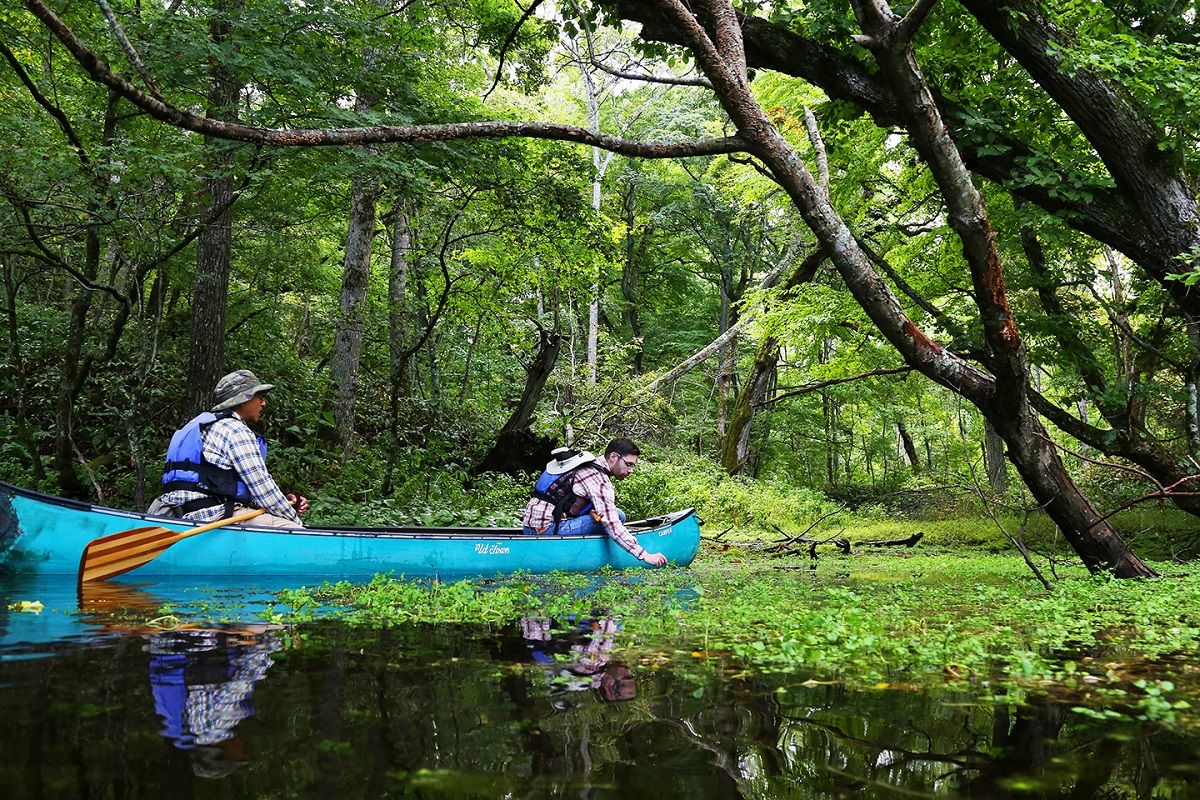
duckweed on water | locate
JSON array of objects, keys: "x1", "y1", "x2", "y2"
[{"x1": 263, "y1": 550, "x2": 1200, "y2": 719}]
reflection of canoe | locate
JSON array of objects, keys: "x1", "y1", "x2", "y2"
[
  {"x1": 78, "y1": 582, "x2": 290, "y2": 641},
  {"x1": 0, "y1": 480, "x2": 700, "y2": 578},
  {"x1": 0, "y1": 575, "x2": 305, "y2": 651}
]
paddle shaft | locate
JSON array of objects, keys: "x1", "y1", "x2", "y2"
[{"x1": 78, "y1": 508, "x2": 266, "y2": 584}]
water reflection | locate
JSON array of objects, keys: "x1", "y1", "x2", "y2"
[
  {"x1": 2, "y1": 577, "x2": 1199, "y2": 797},
  {"x1": 520, "y1": 615, "x2": 637, "y2": 703},
  {"x1": 148, "y1": 626, "x2": 284, "y2": 778},
  {"x1": 78, "y1": 580, "x2": 290, "y2": 779}
]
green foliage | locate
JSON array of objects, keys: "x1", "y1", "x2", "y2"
[
  {"x1": 617, "y1": 452, "x2": 841, "y2": 533},
  {"x1": 269, "y1": 566, "x2": 697, "y2": 626},
  {"x1": 641, "y1": 553, "x2": 1200, "y2": 699}
]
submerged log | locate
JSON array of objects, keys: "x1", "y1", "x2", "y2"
[{"x1": 856, "y1": 531, "x2": 924, "y2": 548}]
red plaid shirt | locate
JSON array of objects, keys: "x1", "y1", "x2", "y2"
[{"x1": 522, "y1": 460, "x2": 647, "y2": 560}]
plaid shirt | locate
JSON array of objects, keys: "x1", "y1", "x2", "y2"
[
  {"x1": 522, "y1": 460, "x2": 646, "y2": 560},
  {"x1": 159, "y1": 414, "x2": 299, "y2": 523}
]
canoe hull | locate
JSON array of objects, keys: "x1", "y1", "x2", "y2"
[{"x1": 0, "y1": 481, "x2": 699, "y2": 579}]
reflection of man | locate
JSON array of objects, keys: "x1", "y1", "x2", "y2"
[
  {"x1": 599, "y1": 665, "x2": 637, "y2": 702},
  {"x1": 148, "y1": 626, "x2": 283, "y2": 778},
  {"x1": 520, "y1": 615, "x2": 637, "y2": 702}
]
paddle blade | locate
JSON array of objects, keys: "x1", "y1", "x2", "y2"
[
  {"x1": 78, "y1": 525, "x2": 189, "y2": 583},
  {"x1": 77, "y1": 508, "x2": 265, "y2": 584}
]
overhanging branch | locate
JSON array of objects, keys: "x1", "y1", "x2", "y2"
[{"x1": 24, "y1": 0, "x2": 747, "y2": 158}]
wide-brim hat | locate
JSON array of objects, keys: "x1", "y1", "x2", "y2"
[
  {"x1": 212, "y1": 369, "x2": 275, "y2": 411},
  {"x1": 545, "y1": 447, "x2": 597, "y2": 475}
]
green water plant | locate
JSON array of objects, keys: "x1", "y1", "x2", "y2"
[{"x1": 245, "y1": 546, "x2": 1200, "y2": 724}]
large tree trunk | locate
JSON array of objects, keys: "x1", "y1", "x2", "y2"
[{"x1": 184, "y1": 10, "x2": 241, "y2": 417}]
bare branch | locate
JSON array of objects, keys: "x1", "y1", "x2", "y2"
[
  {"x1": 801, "y1": 107, "x2": 829, "y2": 198},
  {"x1": 95, "y1": 0, "x2": 163, "y2": 100},
  {"x1": 482, "y1": 0, "x2": 547, "y2": 101},
  {"x1": 760, "y1": 366, "x2": 913, "y2": 407},
  {"x1": 896, "y1": 0, "x2": 940, "y2": 44},
  {"x1": 588, "y1": 57, "x2": 712, "y2": 88},
  {"x1": 567, "y1": 0, "x2": 711, "y2": 88}
]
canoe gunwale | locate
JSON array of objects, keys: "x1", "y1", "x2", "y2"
[{"x1": 1, "y1": 477, "x2": 693, "y2": 540}]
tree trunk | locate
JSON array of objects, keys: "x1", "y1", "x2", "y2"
[
  {"x1": 721, "y1": 247, "x2": 825, "y2": 474},
  {"x1": 984, "y1": 418, "x2": 1007, "y2": 492},
  {"x1": 473, "y1": 326, "x2": 562, "y2": 477},
  {"x1": 896, "y1": 420, "x2": 919, "y2": 475},
  {"x1": 184, "y1": 10, "x2": 242, "y2": 418},
  {"x1": 1023, "y1": 208, "x2": 1200, "y2": 517},
  {"x1": 52, "y1": 89, "x2": 120, "y2": 497},
  {"x1": 959, "y1": 0, "x2": 1200, "y2": 316},
  {"x1": 382, "y1": 200, "x2": 413, "y2": 496},
  {"x1": 580, "y1": 42, "x2": 604, "y2": 385},
  {"x1": 621, "y1": 185, "x2": 647, "y2": 373},
  {"x1": 499, "y1": 325, "x2": 563, "y2": 437},
  {"x1": 2, "y1": 255, "x2": 45, "y2": 483},
  {"x1": 721, "y1": 335, "x2": 778, "y2": 474},
  {"x1": 328, "y1": 163, "x2": 380, "y2": 453}
]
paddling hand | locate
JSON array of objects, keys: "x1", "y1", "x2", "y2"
[
  {"x1": 288, "y1": 494, "x2": 309, "y2": 514},
  {"x1": 643, "y1": 552, "x2": 668, "y2": 567}
]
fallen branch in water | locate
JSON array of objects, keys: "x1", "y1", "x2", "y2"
[{"x1": 856, "y1": 531, "x2": 924, "y2": 548}]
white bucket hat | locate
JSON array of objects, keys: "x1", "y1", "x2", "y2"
[{"x1": 544, "y1": 447, "x2": 596, "y2": 475}]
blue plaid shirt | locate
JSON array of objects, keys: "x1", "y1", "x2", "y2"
[{"x1": 159, "y1": 414, "x2": 299, "y2": 523}]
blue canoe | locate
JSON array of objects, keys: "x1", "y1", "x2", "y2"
[{"x1": 0, "y1": 480, "x2": 700, "y2": 579}]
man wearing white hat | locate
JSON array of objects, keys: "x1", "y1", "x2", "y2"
[
  {"x1": 522, "y1": 438, "x2": 668, "y2": 566},
  {"x1": 146, "y1": 370, "x2": 308, "y2": 528}
]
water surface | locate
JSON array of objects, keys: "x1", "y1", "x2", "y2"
[{"x1": 2, "y1": 575, "x2": 1198, "y2": 798}]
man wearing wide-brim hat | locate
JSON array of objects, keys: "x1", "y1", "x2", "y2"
[
  {"x1": 146, "y1": 370, "x2": 308, "y2": 528},
  {"x1": 522, "y1": 438, "x2": 667, "y2": 566}
]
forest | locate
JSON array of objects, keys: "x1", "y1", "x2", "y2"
[{"x1": 2, "y1": 0, "x2": 1199, "y2": 578}]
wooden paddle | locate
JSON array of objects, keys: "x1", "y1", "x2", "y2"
[{"x1": 78, "y1": 508, "x2": 265, "y2": 585}]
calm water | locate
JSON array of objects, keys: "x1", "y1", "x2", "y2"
[{"x1": 2, "y1": 575, "x2": 1199, "y2": 799}]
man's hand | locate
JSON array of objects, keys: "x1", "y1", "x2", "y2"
[
  {"x1": 642, "y1": 552, "x2": 668, "y2": 567},
  {"x1": 287, "y1": 494, "x2": 309, "y2": 514}
]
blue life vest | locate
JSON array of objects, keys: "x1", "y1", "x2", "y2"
[
  {"x1": 161, "y1": 412, "x2": 267, "y2": 514},
  {"x1": 531, "y1": 464, "x2": 609, "y2": 529}
]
